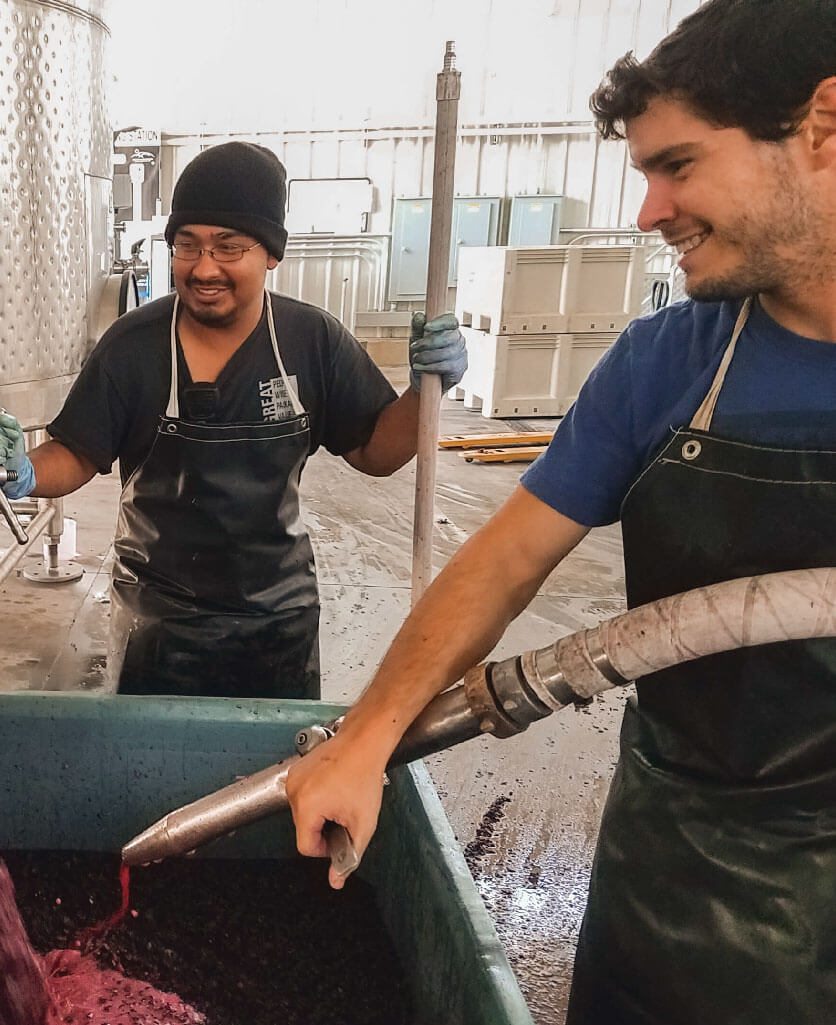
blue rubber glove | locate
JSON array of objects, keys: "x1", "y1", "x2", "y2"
[
  {"x1": 0, "y1": 412, "x2": 35, "y2": 499},
  {"x1": 408, "y1": 312, "x2": 468, "y2": 394}
]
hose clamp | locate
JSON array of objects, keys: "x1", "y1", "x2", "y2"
[
  {"x1": 585, "y1": 633, "x2": 631, "y2": 688},
  {"x1": 519, "y1": 648, "x2": 577, "y2": 711}
]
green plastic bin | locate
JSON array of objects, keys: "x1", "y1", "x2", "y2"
[{"x1": 0, "y1": 692, "x2": 534, "y2": 1025}]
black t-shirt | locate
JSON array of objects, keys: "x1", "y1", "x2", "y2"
[{"x1": 49, "y1": 291, "x2": 397, "y2": 484}]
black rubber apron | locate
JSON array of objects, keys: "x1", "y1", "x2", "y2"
[
  {"x1": 567, "y1": 299, "x2": 836, "y2": 1024},
  {"x1": 109, "y1": 292, "x2": 320, "y2": 699}
]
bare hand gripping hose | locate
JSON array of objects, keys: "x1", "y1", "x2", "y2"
[{"x1": 122, "y1": 568, "x2": 836, "y2": 865}]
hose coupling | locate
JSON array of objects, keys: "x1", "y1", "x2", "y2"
[{"x1": 463, "y1": 662, "x2": 524, "y2": 738}]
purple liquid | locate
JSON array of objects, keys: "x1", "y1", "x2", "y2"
[{"x1": 0, "y1": 858, "x2": 204, "y2": 1025}]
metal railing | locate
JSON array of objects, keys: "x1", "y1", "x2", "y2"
[{"x1": 0, "y1": 428, "x2": 82, "y2": 585}]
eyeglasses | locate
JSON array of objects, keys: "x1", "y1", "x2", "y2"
[{"x1": 170, "y1": 241, "x2": 262, "y2": 263}]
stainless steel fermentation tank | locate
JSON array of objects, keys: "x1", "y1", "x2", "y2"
[{"x1": 0, "y1": 0, "x2": 111, "y2": 430}]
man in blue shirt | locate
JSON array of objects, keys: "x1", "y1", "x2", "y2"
[{"x1": 287, "y1": 1, "x2": 836, "y2": 1022}]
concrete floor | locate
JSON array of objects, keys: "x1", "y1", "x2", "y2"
[{"x1": 0, "y1": 384, "x2": 627, "y2": 1024}]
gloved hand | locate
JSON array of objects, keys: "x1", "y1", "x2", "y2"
[
  {"x1": 0, "y1": 412, "x2": 36, "y2": 499},
  {"x1": 408, "y1": 312, "x2": 468, "y2": 394}
]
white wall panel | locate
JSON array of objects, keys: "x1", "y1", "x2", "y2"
[
  {"x1": 142, "y1": 0, "x2": 708, "y2": 311},
  {"x1": 568, "y1": 3, "x2": 611, "y2": 116},
  {"x1": 477, "y1": 137, "x2": 512, "y2": 198},
  {"x1": 561, "y1": 135, "x2": 598, "y2": 216},
  {"x1": 161, "y1": 126, "x2": 659, "y2": 234},
  {"x1": 283, "y1": 140, "x2": 314, "y2": 180},
  {"x1": 634, "y1": 0, "x2": 676, "y2": 55},
  {"x1": 601, "y1": 0, "x2": 643, "y2": 66},
  {"x1": 364, "y1": 138, "x2": 399, "y2": 232},
  {"x1": 112, "y1": 0, "x2": 705, "y2": 133},
  {"x1": 336, "y1": 139, "x2": 368, "y2": 178},
  {"x1": 589, "y1": 135, "x2": 626, "y2": 225},
  {"x1": 309, "y1": 138, "x2": 341, "y2": 178},
  {"x1": 392, "y1": 137, "x2": 425, "y2": 195},
  {"x1": 454, "y1": 137, "x2": 483, "y2": 196},
  {"x1": 504, "y1": 136, "x2": 544, "y2": 198}
]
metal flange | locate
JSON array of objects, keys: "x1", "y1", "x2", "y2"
[
  {"x1": 23, "y1": 562, "x2": 84, "y2": 583},
  {"x1": 463, "y1": 662, "x2": 523, "y2": 739}
]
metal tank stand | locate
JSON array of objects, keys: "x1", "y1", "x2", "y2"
[
  {"x1": 0, "y1": 429, "x2": 83, "y2": 585},
  {"x1": 22, "y1": 496, "x2": 83, "y2": 583}
]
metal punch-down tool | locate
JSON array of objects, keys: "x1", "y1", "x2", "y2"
[{"x1": 122, "y1": 718, "x2": 361, "y2": 880}]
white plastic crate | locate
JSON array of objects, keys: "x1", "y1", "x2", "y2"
[
  {"x1": 454, "y1": 325, "x2": 618, "y2": 419},
  {"x1": 455, "y1": 245, "x2": 644, "y2": 335},
  {"x1": 554, "y1": 329, "x2": 620, "y2": 413}
]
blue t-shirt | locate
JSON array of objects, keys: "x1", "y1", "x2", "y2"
[{"x1": 521, "y1": 298, "x2": 836, "y2": 527}]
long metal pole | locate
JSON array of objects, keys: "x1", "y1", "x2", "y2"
[{"x1": 411, "y1": 41, "x2": 461, "y2": 605}]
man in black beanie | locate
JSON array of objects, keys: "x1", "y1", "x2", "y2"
[
  {"x1": 165, "y1": 142, "x2": 290, "y2": 266},
  {"x1": 0, "y1": 141, "x2": 467, "y2": 699}
]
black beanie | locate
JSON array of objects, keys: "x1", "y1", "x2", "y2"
[{"x1": 164, "y1": 142, "x2": 288, "y2": 260}]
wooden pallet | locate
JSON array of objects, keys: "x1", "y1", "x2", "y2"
[
  {"x1": 460, "y1": 446, "x2": 547, "y2": 464},
  {"x1": 438, "y1": 431, "x2": 554, "y2": 450}
]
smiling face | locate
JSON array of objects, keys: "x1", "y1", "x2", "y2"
[
  {"x1": 172, "y1": 225, "x2": 279, "y2": 331},
  {"x1": 627, "y1": 96, "x2": 826, "y2": 305}
]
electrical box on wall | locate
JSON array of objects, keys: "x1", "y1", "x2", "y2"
[
  {"x1": 449, "y1": 197, "x2": 500, "y2": 285},
  {"x1": 508, "y1": 196, "x2": 563, "y2": 246},
  {"x1": 389, "y1": 198, "x2": 432, "y2": 301},
  {"x1": 388, "y1": 196, "x2": 501, "y2": 302}
]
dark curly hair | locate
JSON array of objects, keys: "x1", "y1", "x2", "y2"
[{"x1": 591, "y1": 0, "x2": 836, "y2": 141}]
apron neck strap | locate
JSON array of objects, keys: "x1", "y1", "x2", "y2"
[
  {"x1": 165, "y1": 291, "x2": 305, "y2": 421},
  {"x1": 166, "y1": 295, "x2": 181, "y2": 419},
  {"x1": 689, "y1": 297, "x2": 753, "y2": 433},
  {"x1": 264, "y1": 291, "x2": 304, "y2": 416}
]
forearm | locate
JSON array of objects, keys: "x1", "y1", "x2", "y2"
[
  {"x1": 342, "y1": 388, "x2": 420, "y2": 476},
  {"x1": 287, "y1": 487, "x2": 588, "y2": 884},
  {"x1": 29, "y1": 440, "x2": 98, "y2": 497},
  {"x1": 338, "y1": 487, "x2": 590, "y2": 758}
]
